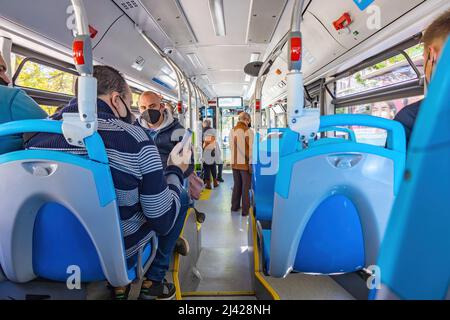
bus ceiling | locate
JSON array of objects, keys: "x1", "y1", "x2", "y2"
[{"x1": 1, "y1": 1, "x2": 450, "y2": 113}]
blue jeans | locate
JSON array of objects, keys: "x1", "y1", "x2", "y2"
[{"x1": 145, "y1": 188, "x2": 190, "y2": 282}]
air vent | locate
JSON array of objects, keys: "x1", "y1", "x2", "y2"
[
  {"x1": 120, "y1": 1, "x2": 138, "y2": 10},
  {"x1": 140, "y1": 0, "x2": 197, "y2": 45},
  {"x1": 247, "y1": 0, "x2": 288, "y2": 44}
]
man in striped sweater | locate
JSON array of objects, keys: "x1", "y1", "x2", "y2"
[{"x1": 26, "y1": 65, "x2": 191, "y2": 300}]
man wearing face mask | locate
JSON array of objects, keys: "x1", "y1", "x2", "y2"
[
  {"x1": 27, "y1": 65, "x2": 192, "y2": 300},
  {"x1": 136, "y1": 91, "x2": 194, "y2": 177},
  {"x1": 0, "y1": 51, "x2": 47, "y2": 154},
  {"x1": 394, "y1": 11, "x2": 450, "y2": 147}
]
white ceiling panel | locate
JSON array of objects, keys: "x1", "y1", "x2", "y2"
[
  {"x1": 247, "y1": 0, "x2": 288, "y2": 44},
  {"x1": 0, "y1": 0, "x2": 123, "y2": 49},
  {"x1": 308, "y1": 0, "x2": 425, "y2": 50},
  {"x1": 180, "y1": 0, "x2": 252, "y2": 45},
  {"x1": 208, "y1": 70, "x2": 247, "y2": 84},
  {"x1": 139, "y1": 0, "x2": 197, "y2": 46},
  {"x1": 212, "y1": 83, "x2": 247, "y2": 97}
]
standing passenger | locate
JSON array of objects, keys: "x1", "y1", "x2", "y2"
[
  {"x1": 202, "y1": 118, "x2": 219, "y2": 189},
  {"x1": 230, "y1": 112, "x2": 254, "y2": 217}
]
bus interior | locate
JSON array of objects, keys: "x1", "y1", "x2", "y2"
[{"x1": 0, "y1": 0, "x2": 449, "y2": 301}]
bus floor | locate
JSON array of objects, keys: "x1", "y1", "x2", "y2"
[{"x1": 181, "y1": 172, "x2": 257, "y2": 300}]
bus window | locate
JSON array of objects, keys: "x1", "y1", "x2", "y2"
[
  {"x1": 336, "y1": 95, "x2": 424, "y2": 146},
  {"x1": 13, "y1": 57, "x2": 76, "y2": 96},
  {"x1": 335, "y1": 44, "x2": 424, "y2": 98},
  {"x1": 39, "y1": 105, "x2": 60, "y2": 116}
]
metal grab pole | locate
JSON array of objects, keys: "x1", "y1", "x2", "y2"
[
  {"x1": 136, "y1": 26, "x2": 209, "y2": 126},
  {"x1": 71, "y1": 0, "x2": 90, "y2": 43},
  {"x1": 290, "y1": 0, "x2": 305, "y2": 33},
  {"x1": 252, "y1": 0, "x2": 306, "y2": 131},
  {"x1": 285, "y1": 0, "x2": 320, "y2": 141},
  {"x1": 136, "y1": 27, "x2": 183, "y2": 106},
  {"x1": 62, "y1": 0, "x2": 97, "y2": 148},
  {"x1": 185, "y1": 79, "x2": 192, "y2": 129},
  {"x1": 253, "y1": 31, "x2": 290, "y2": 131}
]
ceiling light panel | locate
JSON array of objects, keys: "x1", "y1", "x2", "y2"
[{"x1": 208, "y1": 0, "x2": 226, "y2": 37}]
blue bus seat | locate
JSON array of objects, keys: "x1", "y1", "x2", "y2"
[
  {"x1": 252, "y1": 129, "x2": 298, "y2": 223},
  {"x1": 373, "y1": 39, "x2": 450, "y2": 300},
  {"x1": 0, "y1": 120, "x2": 157, "y2": 287},
  {"x1": 310, "y1": 127, "x2": 357, "y2": 148},
  {"x1": 252, "y1": 126, "x2": 357, "y2": 225},
  {"x1": 267, "y1": 115, "x2": 406, "y2": 277}
]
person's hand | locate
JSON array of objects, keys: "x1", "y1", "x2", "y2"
[{"x1": 168, "y1": 142, "x2": 192, "y2": 173}]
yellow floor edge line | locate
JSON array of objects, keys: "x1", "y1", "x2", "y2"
[
  {"x1": 173, "y1": 208, "x2": 196, "y2": 301},
  {"x1": 173, "y1": 253, "x2": 182, "y2": 300},
  {"x1": 182, "y1": 291, "x2": 256, "y2": 297},
  {"x1": 199, "y1": 189, "x2": 212, "y2": 201},
  {"x1": 251, "y1": 210, "x2": 281, "y2": 300}
]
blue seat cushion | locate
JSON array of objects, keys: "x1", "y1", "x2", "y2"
[
  {"x1": 33, "y1": 203, "x2": 151, "y2": 283},
  {"x1": 261, "y1": 195, "x2": 365, "y2": 276}
]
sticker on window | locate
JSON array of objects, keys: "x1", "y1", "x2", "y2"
[{"x1": 353, "y1": 0, "x2": 375, "y2": 11}]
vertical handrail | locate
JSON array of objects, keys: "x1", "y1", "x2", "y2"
[{"x1": 63, "y1": 0, "x2": 97, "y2": 147}]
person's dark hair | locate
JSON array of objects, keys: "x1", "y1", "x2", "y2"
[
  {"x1": 422, "y1": 10, "x2": 450, "y2": 48},
  {"x1": 74, "y1": 65, "x2": 128, "y2": 98}
]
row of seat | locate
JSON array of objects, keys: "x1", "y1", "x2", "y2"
[
  {"x1": 252, "y1": 115, "x2": 406, "y2": 278},
  {"x1": 0, "y1": 120, "x2": 157, "y2": 287},
  {"x1": 252, "y1": 37, "x2": 450, "y2": 299}
]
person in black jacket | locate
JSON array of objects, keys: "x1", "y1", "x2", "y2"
[
  {"x1": 135, "y1": 91, "x2": 195, "y2": 293},
  {"x1": 394, "y1": 10, "x2": 450, "y2": 147},
  {"x1": 136, "y1": 92, "x2": 194, "y2": 178}
]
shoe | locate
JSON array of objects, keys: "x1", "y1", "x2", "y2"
[
  {"x1": 174, "y1": 236, "x2": 190, "y2": 256},
  {"x1": 195, "y1": 209, "x2": 206, "y2": 223},
  {"x1": 242, "y1": 213, "x2": 249, "y2": 217},
  {"x1": 213, "y1": 180, "x2": 220, "y2": 188},
  {"x1": 139, "y1": 279, "x2": 176, "y2": 300},
  {"x1": 217, "y1": 177, "x2": 224, "y2": 183},
  {"x1": 205, "y1": 180, "x2": 212, "y2": 190},
  {"x1": 110, "y1": 285, "x2": 130, "y2": 300}
]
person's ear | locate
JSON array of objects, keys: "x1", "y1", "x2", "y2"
[{"x1": 110, "y1": 92, "x2": 126, "y2": 117}]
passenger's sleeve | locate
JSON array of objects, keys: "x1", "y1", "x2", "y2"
[
  {"x1": 248, "y1": 129, "x2": 255, "y2": 166},
  {"x1": 138, "y1": 141, "x2": 184, "y2": 236},
  {"x1": 11, "y1": 90, "x2": 48, "y2": 121},
  {"x1": 184, "y1": 147, "x2": 195, "y2": 178}
]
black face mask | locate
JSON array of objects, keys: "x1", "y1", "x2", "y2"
[
  {"x1": 0, "y1": 77, "x2": 9, "y2": 86},
  {"x1": 118, "y1": 96, "x2": 133, "y2": 124},
  {"x1": 142, "y1": 109, "x2": 162, "y2": 125},
  {"x1": 424, "y1": 48, "x2": 436, "y2": 90}
]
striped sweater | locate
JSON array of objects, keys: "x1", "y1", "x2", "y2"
[{"x1": 26, "y1": 99, "x2": 183, "y2": 260}]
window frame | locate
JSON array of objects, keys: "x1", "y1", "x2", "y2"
[
  {"x1": 324, "y1": 34, "x2": 424, "y2": 110},
  {"x1": 12, "y1": 56, "x2": 78, "y2": 106}
]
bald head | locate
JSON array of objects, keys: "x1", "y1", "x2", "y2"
[{"x1": 138, "y1": 91, "x2": 163, "y2": 112}]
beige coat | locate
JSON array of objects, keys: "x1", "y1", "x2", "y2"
[{"x1": 229, "y1": 121, "x2": 254, "y2": 171}]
